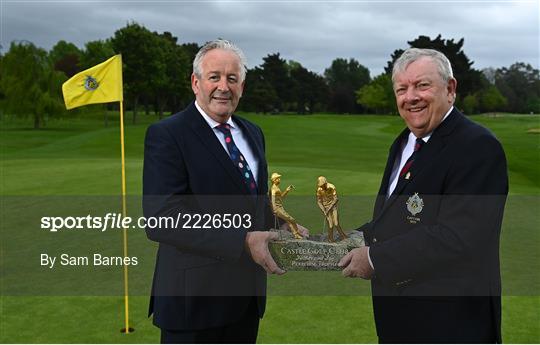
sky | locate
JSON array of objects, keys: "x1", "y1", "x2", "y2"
[{"x1": 1, "y1": 0, "x2": 539, "y2": 76}]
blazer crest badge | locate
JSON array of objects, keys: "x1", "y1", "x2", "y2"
[{"x1": 406, "y1": 193, "x2": 423, "y2": 224}]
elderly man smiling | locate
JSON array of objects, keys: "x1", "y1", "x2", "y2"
[{"x1": 340, "y1": 48, "x2": 508, "y2": 343}]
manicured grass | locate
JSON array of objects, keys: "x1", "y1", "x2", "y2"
[{"x1": 1, "y1": 110, "x2": 539, "y2": 343}]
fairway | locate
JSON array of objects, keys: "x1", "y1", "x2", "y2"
[{"x1": 1, "y1": 110, "x2": 539, "y2": 343}]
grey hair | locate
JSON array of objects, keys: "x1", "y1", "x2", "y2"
[
  {"x1": 192, "y1": 39, "x2": 248, "y2": 82},
  {"x1": 392, "y1": 48, "x2": 454, "y2": 84}
]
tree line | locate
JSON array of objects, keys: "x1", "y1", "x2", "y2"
[{"x1": 1, "y1": 22, "x2": 538, "y2": 129}]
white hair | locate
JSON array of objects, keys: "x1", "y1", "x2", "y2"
[
  {"x1": 192, "y1": 39, "x2": 248, "y2": 82},
  {"x1": 392, "y1": 48, "x2": 454, "y2": 83}
]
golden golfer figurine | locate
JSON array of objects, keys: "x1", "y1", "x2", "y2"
[
  {"x1": 317, "y1": 176, "x2": 347, "y2": 242},
  {"x1": 270, "y1": 172, "x2": 303, "y2": 239}
]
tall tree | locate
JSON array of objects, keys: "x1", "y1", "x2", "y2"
[
  {"x1": 261, "y1": 53, "x2": 293, "y2": 112},
  {"x1": 181, "y1": 42, "x2": 200, "y2": 69},
  {"x1": 384, "y1": 49, "x2": 404, "y2": 75},
  {"x1": 111, "y1": 22, "x2": 166, "y2": 123},
  {"x1": 481, "y1": 67, "x2": 497, "y2": 85},
  {"x1": 324, "y1": 58, "x2": 370, "y2": 113},
  {"x1": 356, "y1": 74, "x2": 395, "y2": 114},
  {"x1": 495, "y1": 62, "x2": 540, "y2": 113},
  {"x1": 289, "y1": 62, "x2": 328, "y2": 114},
  {"x1": 0, "y1": 53, "x2": 4, "y2": 114},
  {"x1": 1, "y1": 41, "x2": 65, "y2": 128},
  {"x1": 240, "y1": 67, "x2": 278, "y2": 114},
  {"x1": 79, "y1": 39, "x2": 115, "y2": 69},
  {"x1": 49, "y1": 40, "x2": 82, "y2": 77},
  {"x1": 462, "y1": 94, "x2": 479, "y2": 114},
  {"x1": 385, "y1": 35, "x2": 483, "y2": 105},
  {"x1": 179, "y1": 42, "x2": 201, "y2": 105},
  {"x1": 154, "y1": 31, "x2": 191, "y2": 118},
  {"x1": 477, "y1": 85, "x2": 507, "y2": 113}
]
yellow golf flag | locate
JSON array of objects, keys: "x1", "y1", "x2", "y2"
[{"x1": 62, "y1": 54, "x2": 123, "y2": 110}]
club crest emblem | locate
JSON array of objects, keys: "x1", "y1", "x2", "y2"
[
  {"x1": 84, "y1": 76, "x2": 99, "y2": 91},
  {"x1": 406, "y1": 193, "x2": 424, "y2": 216}
]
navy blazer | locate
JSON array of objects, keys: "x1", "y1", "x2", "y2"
[
  {"x1": 143, "y1": 102, "x2": 272, "y2": 331},
  {"x1": 360, "y1": 108, "x2": 508, "y2": 342}
]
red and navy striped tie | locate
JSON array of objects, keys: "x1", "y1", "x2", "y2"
[
  {"x1": 216, "y1": 123, "x2": 258, "y2": 194},
  {"x1": 399, "y1": 138, "x2": 424, "y2": 178}
]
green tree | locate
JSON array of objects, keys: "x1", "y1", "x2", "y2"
[
  {"x1": 154, "y1": 31, "x2": 190, "y2": 119},
  {"x1": 526, "y1": 97, "x2": 540, "y2": 114},
  {"x1": 178, "y1": 42, "x2": 200, "y2": 109},
  {"x1": 477, "y1": 85, "x2": 507, "y2": 113},
  {"x1": 289, "y1": 62, "x2": 328, "y2": 114},
  {"x1": 481, "y1": 67, "x2": 497, "y2": 84},
  {"x1": 79, "y1": 39, "x2": 115, "y2": 69},
  {"x1": 261, "y1": 53, "x2": 294, "y2": 112},
  {"x1": 324, "y1": 58, "x2": 370, "y2": 113},
  {"x1": 462, "y1": 94, "x2": 478, "y2": 114},
  {"x1": 385, "y1": 35, "x2": 483, "y2": 105},
  {"x1": 241, "y1": 67, "x2": 278, "y2": 114},
  {"x1": 49, "y1": 40, "x2": 82, "y2": 77},
  {"x1": 355, "y1": 74, "x2": 395, "y2": 114},
  {"x1": 111, "y1": 22, "x2": 166, "y2": 123},
  {"x1": 495, "y1": 62, "x2": 540, "y2": 113},
  {"x1": 180, "y1": 42, "x2": 200, "y2": 68},
  {"x1": 0, "y1": 51, "x2": 5, "y2": 114},
  {"x1": 0, "y1": 41, "x2": 66, "y2": 128}
]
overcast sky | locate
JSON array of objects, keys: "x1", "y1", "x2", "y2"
[{"x1": 1, "y1": 1, "x2": 538, "y2": 76}]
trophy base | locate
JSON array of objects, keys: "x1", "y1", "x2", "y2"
[{"x1": 268, "y1": 230, "x2": 364, "y2": 271}]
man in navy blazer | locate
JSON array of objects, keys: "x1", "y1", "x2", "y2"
[
  {"x1": 143, "y1": 39, "x2": 285, "y2": 343},
  {"x1": 339, "y1": 48, "x2": 508, "y2": 343}
]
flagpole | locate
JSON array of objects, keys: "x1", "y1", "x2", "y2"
[
  {"x1": 61, "y1": 54, "x2": 132, "y2": 334},
  {"x1": 119, "y1": 100, "x2": 132, "y2": 334}
]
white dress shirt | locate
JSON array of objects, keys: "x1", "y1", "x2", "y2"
[
  {"x1": 195, "y1": 101, "x2": 259, "y2": 184},
  {"x1": 386, "y1": 106, "x2": 454, "y2": 197},
  {"x1": 368, "y1": 106, "x2": 454, "y2": 270}
]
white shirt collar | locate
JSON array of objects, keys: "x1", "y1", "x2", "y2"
[
  {"x1": 195, "y1": 101, "x2": 235, "y2": 129},
  {"x1": 417, "y1": 106, "x2": 454, "y2": 143}
]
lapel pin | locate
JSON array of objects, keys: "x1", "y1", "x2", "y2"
[{"x1": 405, "y1": 172, "x2": 411, "y2": 180}]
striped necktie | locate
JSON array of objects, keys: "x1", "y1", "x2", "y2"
[
  {"x1": 215, "y1": 123, "x2": 258, "y2": 194},
  {"x1": 399, "y1": 138, "x2": 424, "y2": 178}
]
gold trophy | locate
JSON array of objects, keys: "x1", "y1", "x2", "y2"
[
  {"x1": 270, "y1": 172, "x2": 303, "y2": 239},
  {"x1": 268, "y1": 173, "x2": 363, "y2": 271},
  {"x1": 316, "y1": 176, "x2": 347, "y2": 242}
]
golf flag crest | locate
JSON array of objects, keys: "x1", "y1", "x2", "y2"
[{"x1": 62, "y1": 54, "x2": 123, "y2": 110}]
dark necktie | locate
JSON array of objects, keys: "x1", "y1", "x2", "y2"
[
  {"x1": 399, "y1": 138, "x2": 424, "y2": 178},
  {"x1": 215, "y1": 123, "x2": 258, "y2": 194}
]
